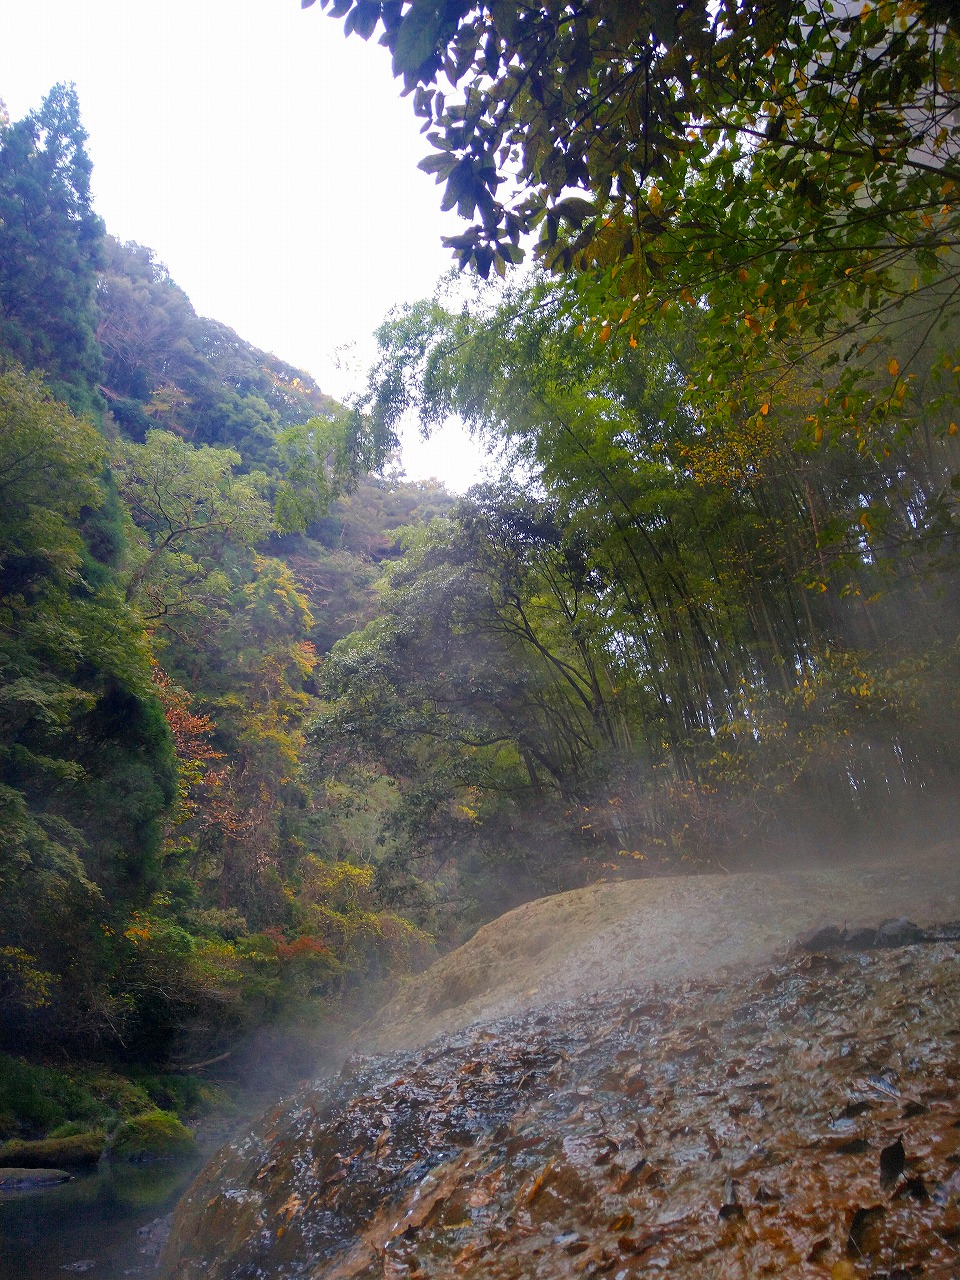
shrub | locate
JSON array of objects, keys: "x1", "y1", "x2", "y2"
[{"x1": 111, "y1": 1108, "x2": 197, "y2": 1161}]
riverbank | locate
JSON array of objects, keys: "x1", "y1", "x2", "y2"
[
  {"x1": 0, "y1": 1121, "x2": 233, "y2": 1280},
  {"x1": 0, "y1": 1005, "x2": 366, "y2": 1278}
]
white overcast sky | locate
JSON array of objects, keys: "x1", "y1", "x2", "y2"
[{"x1": 0, "y1": 0, "x2": 493, "y2": 489}]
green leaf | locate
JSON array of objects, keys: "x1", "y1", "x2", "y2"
[
  {"x1": 418, "y1": 151, "x2": 458, "y2": 178},
  {"x1": 392, "y1": 2, "x2": 444, "y2": 75},
  {"x1": 345, "y1": 0, "x2": 381, "y2": 39},
  {"x1": 554, "y1": 197, "x2": 597, "y2": 229}
]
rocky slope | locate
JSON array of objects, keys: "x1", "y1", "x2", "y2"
[
  {"x1": 161, "y1": 845, "x2": 960, "y2": 1279},
  {"x1": 358, "y1": 841, "x2": 960, "y2": 1052}
]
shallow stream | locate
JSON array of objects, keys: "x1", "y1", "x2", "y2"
[{"x1": 0, "y1": 1158, "x2": 199, "y2": 1280}]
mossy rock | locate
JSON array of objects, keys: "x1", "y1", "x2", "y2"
[
  {"x1": 111, "y1": 1109, "x2": 197, "y2": 1162},
  {"x1": 105, "y1": 1160, "x2": 192, "y2": 1210},
  {"x1": 0, "y1": 1130, "x2": 105, "y2": 1168},
  {"x1": 47, "y1": 1120, "x2": 92, "y2": 1139}
]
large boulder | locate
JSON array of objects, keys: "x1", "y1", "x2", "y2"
[
  {"x1": 162, "y1": 937, "x2": 960, "y2": 1280},
  {"x1": 161, "y1": 841, "x2": 960, "y2": 1280},
  {"x1": 110, "y1": 1110, "x2": 198, "y2": 1162}
]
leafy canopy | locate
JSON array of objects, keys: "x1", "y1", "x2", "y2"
[
  {"x1": 310, "y1": 0, "x2": 957, "y2": 276},
  {"x1": 114, "y1": 429, "x2": 274, "y2": 617},
  {"x1": 314, "y1": 0, "x2": 960, "y2": 434}
]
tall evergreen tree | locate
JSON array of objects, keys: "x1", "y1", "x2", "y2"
[{"x1": 0, "y1": 84, "x2": 105, "y2": 416}]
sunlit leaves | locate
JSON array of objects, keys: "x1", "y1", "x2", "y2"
[
  {"x1": 273, "y1": 414, "x2": 357, "y2": 535},
  {"x1": 0, "y1": 365, "x2": 107, "y2": 586}
]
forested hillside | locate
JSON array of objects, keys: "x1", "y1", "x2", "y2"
[{"x1": 0, "y1": 86, "x2": 450, "y2": 1138}]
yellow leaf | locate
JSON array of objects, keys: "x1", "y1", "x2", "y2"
[
  {"x1": 760, "y1": 403, "x2": 770, "y2": 415},
  {"x1": 814, "y1": 425, "x2": 824, "y2": 443},
  {"x1": 598, "y1": 324, "x2": 611, "y2": 343},
  {"x1": 887, "y1": 357, "x2": 900, "y2": 376},
  {"x1": 628, "y1": 334, "x2": 638, "y2": 348},
  {"x1": 950, "y1": 422, "x2": 958, "y2": 435}
]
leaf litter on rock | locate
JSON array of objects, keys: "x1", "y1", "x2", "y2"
[{"x1": 165, "y1": 940, "x2": 960, "y2": 1280}]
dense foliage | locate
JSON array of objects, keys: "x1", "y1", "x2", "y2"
[
  {"x1": 0, "y1": 84, "x2": 104, "y2": 415},
  {"x1": 0, "y1": 89, "x2": 440, "y2": 1122},
  {"x1": 314, "y1": 0, "x2": 960, "y2": 487},
  {"x1": 305, "y1": 275, "x2": 960, "y2": 926},
  {"x1": 0, "y1": 367, "x2": 175, "y2": 1046},
  {"x1": 5, "y1": 6, "x2": 960, "y2": 1137},
  {"x1": 288, "y1": 0, "x2": 960, "y2": 928}
]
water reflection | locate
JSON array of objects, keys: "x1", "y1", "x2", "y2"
[{"x1": 0, "y1": 1159, "x2": 200, "y2": 1280}]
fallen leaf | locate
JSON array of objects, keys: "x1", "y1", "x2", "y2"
[
  {"x1": 847, "y1": 1204, "x2": 885, "y2": 1257},
  {"x1": 879, "y1": 1135, "x2": 905, "y2": 1190}
]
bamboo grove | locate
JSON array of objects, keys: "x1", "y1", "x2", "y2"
[
  {"x1": 309, "y1": 271, "x2": 960, "y2": 908},
  {"x1": 298, "y1": 0, "x2": 960, "y2": 906}
]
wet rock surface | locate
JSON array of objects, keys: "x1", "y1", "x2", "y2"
[
  {"x1": 163, "y1": 934, "x2": 960, "y2": 1279},
  {"x1": 799, "y1": 918, "x2": 960, "y2": 952}
]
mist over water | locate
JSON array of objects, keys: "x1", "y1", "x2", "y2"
[{"x1": 0, "y1": 1023, "x2": 358, "y2": 1280}]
